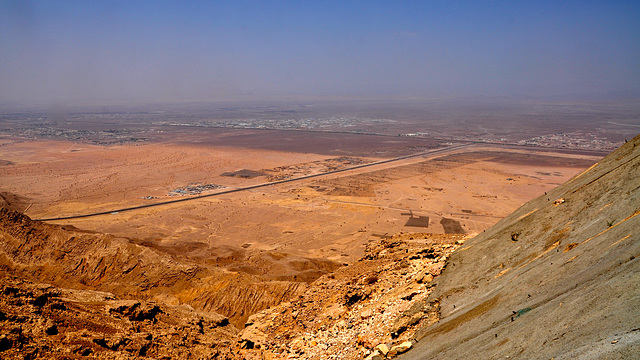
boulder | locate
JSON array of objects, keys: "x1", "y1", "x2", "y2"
[{"x1": 389, "y1": 341, "x2": 412, "y2": 356}]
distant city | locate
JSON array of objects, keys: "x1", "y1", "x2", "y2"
[{"x1": 1, "y1": 100, "x2": 637, "y2": 152}]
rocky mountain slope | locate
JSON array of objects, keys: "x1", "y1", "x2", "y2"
[
  {"x1": 0, "y1": 275, "x2": 237, "y2": 359},
  {"x1": 231, "y1": 233, "x2": 466, "y2": 359},
  {"x1": 1, "y1": 134, "x2": 637, "y2": 359},
  {"x1": 0, "y1": 207, "x2": 309, "y2": 329},
  {"x1": 0, "y1": 204, "x2": 466, "y2": 359},
  {"x1": 401, "y1": 134, "x2": 640, "y2": 359}
]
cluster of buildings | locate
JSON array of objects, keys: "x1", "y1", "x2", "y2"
[
  {"x1": 168, "y1": 183, "x2": 225, "y2": 196},
  {"x1": 160, "y1": 116, "x2": 392, "y2": 133},
  {"x1": 516, "y1": 131, "x2": 621, "y2": 151}
]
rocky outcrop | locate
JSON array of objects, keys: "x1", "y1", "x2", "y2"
[
  {"x1": 0, "y1": 275, "x2": 237, "y2": 359},
  {"x1": 0, "y1": 208, "x2": 200, "y2": 293},
  {"x1": 232, "y1": 233, "x2": 466, "y2": 359},
  {"x1": 0, "y1": 208, "x2": 307, "y2": 327},
  {"x1": 401, "y1": 134, "x2": 640, "y2": 359}
]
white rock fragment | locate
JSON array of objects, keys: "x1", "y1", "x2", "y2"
[
  {"x1": 375, "y1": 343, "x2": 389, "y2": 355},
  {"x1": 389, "y1": 341, "x2": 413, "y2": 356}
]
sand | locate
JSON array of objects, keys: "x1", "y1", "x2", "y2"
[{"x1": 0, "y1": 137, "x2": 600, "y2": 268}]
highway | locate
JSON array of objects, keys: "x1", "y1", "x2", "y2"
[{"x1": 35, "y1": 142, "x2": 474, "y2": 221}]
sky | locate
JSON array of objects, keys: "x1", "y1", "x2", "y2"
[{"x1": 1, "y1": 1, "x2": 639, "y2": 105}]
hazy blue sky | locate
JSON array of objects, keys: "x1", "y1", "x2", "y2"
[{"x1": 1, "y1": 1, "x2": 639, "y2": 105}]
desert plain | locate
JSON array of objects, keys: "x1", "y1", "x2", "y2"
[
  {"x1": 0, "y1": 126, "x2": 601, "y2": 280},
  {"x1": 1, "y1": 100, "x2": 639, "y2": 359}
]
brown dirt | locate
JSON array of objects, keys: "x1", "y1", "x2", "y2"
[
  {"x1": 0, "y1": 275, "x2": 238, "y2": 359},
  {"x1": 0, "y1": 135, "x2": 603, "y2": 358},
  {"x1": 1, "y1": 129, "x2": 633, "y2": 359},
  {"x1": 0, "y1": 192, "x2": 28, "y2": 213},
  {"x1": 0, "y1": 208, "x2": 311, "y2": 327},
  {"x1": 0, "y1": 138, "x2": 598, "y2": 268}
]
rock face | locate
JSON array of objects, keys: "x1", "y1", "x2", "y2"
[
  {"x1": 0, "y1": 275, "x2": 237, "y2": 359},
  {"x1": 0, "y1": 208, "x2": 307, "y2": 327},
  {"x1": 0, "y1": 225, "x2": 464, "y2": 359},
  {"x1": 231, "y1": 233, "x2": 466, "y2": 359},
  {"x1": 401, "y1": 134, "x2": 640, "y2": 359}
]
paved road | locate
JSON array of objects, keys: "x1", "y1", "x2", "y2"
[{"x1": 37, "y1": 143, "x2": 474, "y2": 221}]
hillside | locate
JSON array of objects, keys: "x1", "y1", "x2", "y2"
[
  {"x1": 0, "y1": 134, "x2": 637, "y2": 359},
  {"x1": 0, "y1": 209, "x2": 467, "y2": 359},
  {"x1": 0, "y1": 207, "x2": 314, "y2": 330},
  {"x1": 230, "y1": 233, "x2": 466, "y2": 359},
  {"x1": 0, "y1": 275, "x2": 237, "y2": 359},
  {"x1": 401, "y1": 134, "x2": 640, "y2": 359}
]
